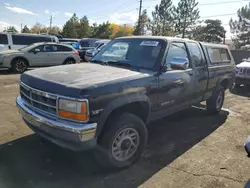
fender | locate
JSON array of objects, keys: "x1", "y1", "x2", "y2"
[
  {"x1": 11, "y1": 56, "x2": 30, "y2": 66},
  {"x1": 95, "y1": 93, "x2": 151, "y2": 136}
]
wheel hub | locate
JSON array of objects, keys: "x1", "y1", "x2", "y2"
[
  {"x1": 111, "y1": 127, "x2": 139, "y2": 162},
  {"x1": 120, "y1": 138, "x2": 132, "y2": 150}
]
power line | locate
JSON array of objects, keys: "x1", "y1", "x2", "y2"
[
  {"x1": 199, "y1": 0, "x2": 249, "y2": 6},
  {"x1": 201, "y1": 13, "x2": 237, "y2": 19}
]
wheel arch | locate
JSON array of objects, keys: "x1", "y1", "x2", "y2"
[
  {"x1": 11, "y1": 56, "x2": 30, "y2": 67},
  {"x1": 96, "y1": 95, "x2": 151, "y2": 138}
]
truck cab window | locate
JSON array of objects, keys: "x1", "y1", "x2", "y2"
[
  {"x1": 166, "y1": 42, "x2": 189, "y2": 70},
  {"x1": 0, "y1": 34, "x2": 8, "y2": 44},
  {"x1": 186, "y1": 42, "x2": 204, "y2": 67}
]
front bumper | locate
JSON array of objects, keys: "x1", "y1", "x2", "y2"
[
  {"x1": 84, "y1": 55, "x2": 93, "y2": 62},
  {"x1": 235, "y1": 77, "x2": 250, "y2": 85},
  {"x1": 16, "y1": 96, "x2": 97, "y2": 151}
]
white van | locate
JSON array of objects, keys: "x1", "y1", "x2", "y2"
[{"x1": 0, "y1": 33, "x2": 59, "y2": 51}]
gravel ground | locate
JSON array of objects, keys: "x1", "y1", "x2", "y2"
[{"x1": 0, "y1": 69, "x2": 249, "y2": 188}]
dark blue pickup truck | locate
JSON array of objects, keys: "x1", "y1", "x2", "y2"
[{"x1": 16, "y1": 36, "x2": 235, "y2": 169}]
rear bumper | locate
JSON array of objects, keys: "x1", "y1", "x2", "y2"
[
  {"x1": 235, "y1": 77, "x2": 250, "y2": 85},
  {"x1": 16, "y1": 96, "x2": 97, "y2": 151}
]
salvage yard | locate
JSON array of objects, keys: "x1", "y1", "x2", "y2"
[{"x1": 0, "y1": 69, "x2": 249, "y2": 188}]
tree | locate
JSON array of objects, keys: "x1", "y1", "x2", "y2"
[
  {"x1": 229, "y1": 3, "x2": 250, "y2": 49},
  {"x1": 21, "y1": 25, "x2": 30, "y2": 33},
  {"x1": 114, "y1": 25, "x2": 134, "y2": 38},
  {"x1": 3, "y1": 26, "x2": 18, "y2": 33},
  {"x1": 173, "y1": 0, "x2": 200, "y2": 38},
  {"x1": 148, "y1": 0, "x2": 175, "y2": 36},
  {"x1": 30, "y1": 22, "x2": 44, "y2": 34},
  {"x1": 77, "y1": 16, "x2": 91, "y2": 38},
  {"x1": 91, "y1": 22, "x2": 113, "y2": 39},
  {"x1": 49, "y1": 26, "x2": 61, "y2": 35},
  {"x1": 192, "y1": 19, "x2": 226, "y2": 43},
  {"x1": 62, "y1": 13, "x2": 79, "y2": 38},
  {"x1": 134, "y1": 9, "x2": 148, "y2": 35}
]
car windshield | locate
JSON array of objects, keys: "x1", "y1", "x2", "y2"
[
  {"x1": 91, "y1": 42, "x2": 101, "y2": 48},
  {"x1": 92, "y1": 38, "x2": 164, "y2": 69},
  {"x1": 18, "y1": 43, "x2": 40, "y2": 52}
]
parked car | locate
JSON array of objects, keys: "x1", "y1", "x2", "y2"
[
  {"x1": 59, "y1": 38, "x2": 80, "y2": 43},
  {"x1": 61, "y1": 42, "x2": 80, "y2": 49},
  {"x1": 16, "y1": 36, "x2": 235, "y2": 169},
  {"x1": 84, "y1": 40, "x2": 110, "y2": 61},
  {"x1": 235, "y1": 58, "x2": 250, "y2": 87},
  {"x1": 0, "y1": 42, "x2": 80, "y2": 73},
  {"x1": 0, "y1": 32, "x2": 58, "y2": 51},
  {"x1": 77, "y1": 38, "x2": 101, "y2": 60}
]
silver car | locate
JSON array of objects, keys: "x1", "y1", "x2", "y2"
[{"x1": 0, "y1": 42, "x2": 81, "y2": 73}]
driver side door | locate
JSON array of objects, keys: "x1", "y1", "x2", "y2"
[
  {"x1": 26, "y1": 45, "x2": 53, "y2": 67},
  {"x1": 156, "y1": 42, "x2": 195, "y2": 117}
]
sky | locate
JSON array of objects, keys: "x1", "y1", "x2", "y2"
[{"x1": 0, "y1": 0, "x2": 249, "y2": 37}]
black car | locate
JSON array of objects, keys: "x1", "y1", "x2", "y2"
[
  {"x1": 77, "y1": 38, "x2": 101, "y2": 60},
  {"x1": 16, "y1": 36, "x2": 235, "y2": 169}
]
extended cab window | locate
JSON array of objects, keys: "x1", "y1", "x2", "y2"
[
  {"x1": 186, "y1": 42, "x2": 204, "y2": 67},
  {"x1": 207, "y1": 47, "x2": 231, "y2": 63},
  {"x1": 166, "y1": 42, "x2": 189, "y2": 70},
  {"x1": 0, "y1": 34, "x2": 8, "y2": 44}
]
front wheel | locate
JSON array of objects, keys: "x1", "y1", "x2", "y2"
[
  {"x1": 11, "y1": 58, "x2": 28, "y2": 73},
  {"x1": 206, "y1": 86, "x2": 225, "y2": 114},
  {"x1": 95, "y1": 113, "x2": 148, "y2": 169}
]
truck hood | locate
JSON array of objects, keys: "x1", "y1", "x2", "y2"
[
  {"x1": 236, "y1": 62, "x2": 250, "y2": 68},
  {"x1": 21, "y1": 63, "x2": 144, "y2": 97}
]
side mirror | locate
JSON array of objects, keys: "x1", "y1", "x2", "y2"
[
  {"x1": 170, "y1": 57, "x2": 189, "y2": 70},
  {"x1": 34, "y1": 49, "x2": 40, "y2": 54}
]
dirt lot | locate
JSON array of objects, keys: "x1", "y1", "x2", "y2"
[{"x1": 0, "y1": 69, "x2": 249, "y2": 188}]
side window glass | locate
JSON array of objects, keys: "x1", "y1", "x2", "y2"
[
  {"x1": 219, "y1": 48, "x2": 231, "y2": 61},
  {"x1": 36, "y1": 45, "x2": 54, "y2": 52},
  {"x1": 207, "y1": 48, "x2": 222, "y2": 63},
  {"x1": 166, "y1": 42, "x2": 189, "y2": 70},
  {"x1": 186, "y1": 42, "x2": 204, "y2": 67},
  {"x1": 0, "y1": 34, "x2": 8, "y2": 44}
]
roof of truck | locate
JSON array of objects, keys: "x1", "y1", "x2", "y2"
[{"x1": 116, "y1": 36, "x2": 197, "y2": 42}]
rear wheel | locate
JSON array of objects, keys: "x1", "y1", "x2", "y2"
[
  {"x1": 63, "y1": 58, "x2": 75, "y2": 65},
  {"x1": 11, "y1": 58, "x2": 28, "y2": 73},
  {"x1": 206, "y1": 86, "x2": 225, "y2": 114},
  {"x1": 95, "y1": 113, "x2": 147, "y2": 169}
]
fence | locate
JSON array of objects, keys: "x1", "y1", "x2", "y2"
[{"x1": 231, "y1": 50, "x2": 250, "y2": 64}]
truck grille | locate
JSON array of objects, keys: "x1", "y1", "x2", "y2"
[{"x1": 20, "y1": 83, "x2": 57, "y2": 115}]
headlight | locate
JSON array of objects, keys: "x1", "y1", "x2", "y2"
[{"x1": 58, "y1": 98, "x2": 88, "y2": 121}]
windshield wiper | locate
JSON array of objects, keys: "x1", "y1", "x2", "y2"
[
  {"x1": 106, "y1": 61, "x2": 140, "y2": 71},
  {"x1": 90, "y1": 59, "x2": 109, "y2": 65}
]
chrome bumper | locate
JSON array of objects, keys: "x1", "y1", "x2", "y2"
[{"x1": 16, "y1": 96, "x2": 97, "y2": 150}]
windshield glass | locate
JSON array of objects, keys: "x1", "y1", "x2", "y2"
[
  {"x1": 92, "y1": 38, "x2": 164, "y2": 69},
  {"x1": 18, "y1": 43, "x2": 39, "y2": 52}
]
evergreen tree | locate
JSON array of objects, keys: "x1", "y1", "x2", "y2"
[
  {"x1": 148, "y1": 0, "x2": 175, "y2": 36},
  {"x1": 3, "y1": 26, "x2": 18, "y2": 33},
  {"x1": 77, "y1": 16, "x2": 91, "y2": 38},
  {"x1": 62, "y1": 13, "x2": 79, "y2": 38},
  {"x1": 173, "y1": 0, "x2": 200, "y2": 38},
  {"x1": 192, "y1": 19, "x2": 225, "y2": 43},
  {"x1": 134, "y1": 9, "x2": 148, "y2": 35},
  {"x1": 21, "y1": 25, "x2": 30, "y2": 33},
  {"x1": 229, "y1": 3, "x2": 250, "y2": 49},
  {"x1": 91, "y1": 22, "x2": 113, "y2": 39}
]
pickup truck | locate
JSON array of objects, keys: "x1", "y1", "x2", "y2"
[{"x1": 16, "y1": 36, "x2": 235, "y2": 169}]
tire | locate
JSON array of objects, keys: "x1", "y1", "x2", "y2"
[
  {"x1": 206, "y1": 85, "x2": 225, "y2": 114},
  {"x1": 63, "y1": 58, "x2": 75, "y2": 65},
  {"x1": 95, "y1": 113, "x2": 148, "y2": 169},
  {"x1": 11, "y1": 58, "x2": 28, "y2": 73}
]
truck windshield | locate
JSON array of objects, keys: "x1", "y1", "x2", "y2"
[{"x1": 91, "y1": 38, "x2": 164, "y2": 69}]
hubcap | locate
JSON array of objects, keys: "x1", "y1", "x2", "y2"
[
  {"x1": 216, "y1": 91, "x2": 223, "y2": 109},
  {"x1": 66, "y1": 60, "x2": 73, "y2": 64},
  {"x1": 16, "y1": 61, "x2": 27, "y2": 72},
  {"x1": 111, "y1": 128, "x2": 139, "y2": 162}
]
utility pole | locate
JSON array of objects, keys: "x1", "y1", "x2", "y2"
[
  {"x1": 21, "y1": 23, "x2": 23, "y2": 33},
  {"x1": 137, "y1": 0, "x2": 143, "y2": 35},
  {"x1": 49, "y1": 15, "x2": 52, "y2": 34}
]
